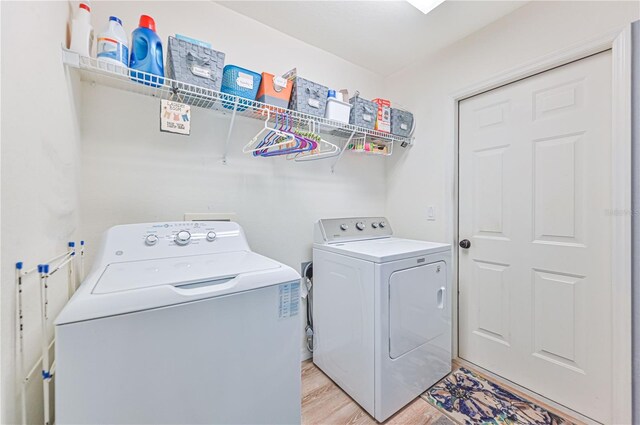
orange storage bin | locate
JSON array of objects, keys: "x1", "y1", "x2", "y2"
[{"x1": 256, "y1": 73, "x2": 293, "y2": 109}]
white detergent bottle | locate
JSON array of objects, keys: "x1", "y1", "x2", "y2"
[
  {"x1": 69, "y1": 3, "x2": 94, "y2": 57},
  {"x1": 97, "y1": 16, "x2": 129, "y2": 69}
]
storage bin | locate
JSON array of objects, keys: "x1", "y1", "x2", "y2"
[
  {"x1": 221, "y1": 65, "x2": 262, "y2": 111},
  {"x1": 325, "y1": 97, "x2": 351, "y2": 124},
  {"x1": 349, "y1": 94, "x2": 377, "y2": 130},
  {"x1": 256, "y1": 72, "x2": 292, "y2": 109},
  {"x1": 166, "y1": 36, "x2": 225, "y2": 92},
  {"x1": 391, "y1": 108, "x2": 414, "y2": 137},
  {"x1": 288, "y1": 77, "x2": 329, "y2": 117}
]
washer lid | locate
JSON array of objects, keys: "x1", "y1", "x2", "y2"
[
  {"x1": 93, "y1": 251, "x2": 279, "y2": 294},
  {"x1": 56, "y1": 251, "x2": 300, "y2": 325},
  {"x1": 314, "y1": 237, "x2": 450, "y2": 263}
]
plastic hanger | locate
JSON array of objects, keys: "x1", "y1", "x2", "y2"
[
  {"x1": 243, "y1": 110, "x2": 296, "y2": 155},
  {"x1": 288, "y1": 122, "x2": 340, "y2": 162},
  {"x1": 261, "y1": 115, "x2": 317, "y2": 157}
]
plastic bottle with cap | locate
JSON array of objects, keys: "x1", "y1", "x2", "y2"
[
  {"x1": 69, "y1": 3, "x2": 94, "y2": 57},
  {"x1": 130, "y1": 15, "x2": 164, "y2": 87},
  {"x1": 97, "y1": 16, "x2": 129, "y2": 69}
]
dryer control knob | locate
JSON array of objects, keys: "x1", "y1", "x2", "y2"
[
  {"x1": 371, "y1": 222, "x2": 379, "y2": 229},
  {"x1": 356, "y1": 222, "x2": 365, "y2": 231},
  {"x1": 145, "y1": 234, "x2": 159, "y2": 246},
  {"x1": 206, "y1": 231, "x2": 217, "y2": 242},
  {"x1": 379, "y1": 221, "x2": 386, "y2": 228},
  {"x1": 340, "y1": 224, "x2": 348, "y2": 231},
  {"x1": 175, "y1": 230, "x2": 191, "y2": 246}
]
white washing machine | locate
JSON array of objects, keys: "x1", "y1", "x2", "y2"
[
  {"x1": 55, "y1": 221, "x2": 301, "y2": 425},
  {"x1": 312, "y1": 217, "x2": 451, "y2": 422}
]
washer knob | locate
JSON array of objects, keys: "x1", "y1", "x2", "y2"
[
  {"x1": 206, "y1": 231, "x2": 217, "y2": 242},
  {"x1": 175, "y1": 230, "x2": 191, "y2": 246},
  {"x1": 371, "y1": 222, "x2": 379, "y2": 229},
  {"x1": 379, "y1": 221, "x2": 386, "y2": 228},
  {"x1": 340, "y1": 224, "x2": 348, "y2": 231},
  {"x1": 145, "y1": 234, "x2": 159, "y2": 246},
  {"x1": 356, "y1": 222, "x2": 365, "y2": 231}
]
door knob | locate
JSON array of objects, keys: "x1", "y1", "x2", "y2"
[{"x1": 459, "y1": 239, "x2": 471, "y2": 249}]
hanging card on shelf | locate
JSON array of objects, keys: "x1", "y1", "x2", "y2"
[{"x1": 160, "y1": 99, "x2": 190, "y2": 135}]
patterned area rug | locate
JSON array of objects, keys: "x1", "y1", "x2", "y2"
[{"x1": 421, "y1": 368, "x2": 575, "y2": 425}]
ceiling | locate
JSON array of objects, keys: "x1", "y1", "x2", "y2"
[{"x1": 217, "y1": 1, "x2": 528, "y2": 76}]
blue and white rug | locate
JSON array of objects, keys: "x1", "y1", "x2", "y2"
[{"x1": 422, "y1": 368, "x2": 576, "y2": 425}]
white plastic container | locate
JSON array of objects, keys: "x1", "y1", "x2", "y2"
[
  {"x1": 69, "y1": 3, "x2": 94, "y2": 57},
  {"x1": 325, "y1": 97, "x2": 352, "y2": 124},
  {"x1": 97, "y1": 16, "x2": 129, "y2": 69}
]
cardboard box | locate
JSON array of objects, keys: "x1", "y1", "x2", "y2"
[{"x1": 372, "y1": 98, "x2": 391, "y2": 133}]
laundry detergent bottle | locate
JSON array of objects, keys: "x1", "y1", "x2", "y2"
[
  {"x1": 129, "y1": 15, "x2": 164, "y2": 86},
  {"x1": 97, "y1": 16, "x2": 128, "y2": 69}
]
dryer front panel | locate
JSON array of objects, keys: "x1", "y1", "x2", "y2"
[
  {"x1": 389, "y1": 261, "x2": 447, "y2": 359},
  {"x1": 375, "y1": 251, "x2": 452, "y2": 422}
]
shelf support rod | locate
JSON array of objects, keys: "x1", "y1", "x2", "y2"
[
  {"x1": 331, "y1": 129, "x2": 358, "y2": 174},
  {"x1": 222, "y1": 98, "x2": 240, "y2": 165}
]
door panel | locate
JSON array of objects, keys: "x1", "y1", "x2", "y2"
[{"x1": 458, "y1": 51, "x2": 612, "y2": 423}]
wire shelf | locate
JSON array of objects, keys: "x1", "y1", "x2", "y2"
[{"x1": 61, "y1": 48, "x2": 413, "y2": 150}]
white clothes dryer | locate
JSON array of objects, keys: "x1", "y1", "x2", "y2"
[{"x1": 312, "y1": 217, "x2": 451, "y2": 422}]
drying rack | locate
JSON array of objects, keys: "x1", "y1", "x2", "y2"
[
  {"x1": 61, "y1": 48, "x2": 412, "y2": 172},
  {"x1": 15, "y1": 241, "x2": 85, "y2": 425}
]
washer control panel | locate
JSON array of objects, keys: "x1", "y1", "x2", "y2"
[
  {"x1": 315, "y1": 217, "x2": 392, "y2": 243},
  {"x1": 142, "y1": 222, "x2": 221, "y2": 248},
  {"x1": 96, "y1": 221, "x2": 249, "y2": 265}
]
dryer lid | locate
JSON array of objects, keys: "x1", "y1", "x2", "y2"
[
  {"x1": 314, "y1": 237, "x2": 450, "y2": 263},
  {"x1": 93, "y1": 251, "x2": 280, "y2": 294}
]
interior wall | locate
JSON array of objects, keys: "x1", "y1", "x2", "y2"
[
  {"x1": 384, "y1": 0, "x2": 640, "y2": 242},
  {"x1": 1, "y1": 1, "x2": 82, "y2": 424},
  {"x1": 78, "y1": 0, "x2": 387, "y2": 372},
  {"x1": 81, "y1": 0, "x2": 386, "y2": 266}
]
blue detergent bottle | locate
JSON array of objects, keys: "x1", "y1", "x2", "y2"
[{"x1": 129, "y1": 15, "x2": 164, "y2": 87}]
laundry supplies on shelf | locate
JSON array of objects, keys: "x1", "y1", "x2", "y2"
[
  {"x1": 221, "y1": 65, "x2": 261, "y2": 111},
  {"x1": 288, "y1": 76, "x2": 329, "y2": 118},
  {"x1": 69, "y1": 3, "x2": 94, "y2": 58},
  {"x1": 390, "y1": 108, "x2": 414, "y2": 137},
  {"x1": 166, "y1": 36, "x2": 225, "y2": 93},
  {"x1": 349, "y1": 93, "x2": 378, "y2": 130},
  {"x1": 130, "y1": 15, "x2": 164, "y2": 87},
  {"x1": 257, "y1": 73, "x2": 293, "y2": 109},
  {"x1": 96, "y1": 16, "x2": 129, "y2": 70},
  {"x1": 372, "y1": 98, "x2": 392, "y2": 133},
  {"x1": 324, "y1": 90, "x2": 352, "y2": 124},
  {"x1": 347, "y1": 139, "x2": 391, "y2": 155}
]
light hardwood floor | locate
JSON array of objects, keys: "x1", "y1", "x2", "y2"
[{"x1": 301, "y1": 360, "x2": 452, "y2": 425}]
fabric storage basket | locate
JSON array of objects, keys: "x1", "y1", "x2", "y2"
[
  {"x1": 390, "y1": 108, "x2": 414, "y2": 137},
  {"x1": 256, "y1": 72, "x2": 292, "y2": 109},
  {"x1": 349, "y1": 94, "x2": 377, "y2": 130},
  {"x1": 288, "y1": 77, "x2": 329, "y2": 118},
  {"x1": 221, "y1": 65, "x2": 262, "y2": 111},
  {"x1": 166, "y1": 36, "x2": 225, "y2": 92}
]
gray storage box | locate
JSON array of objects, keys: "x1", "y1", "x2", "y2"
[
  {"x1": 288, "y1": 77, "x2": 328, "y2": 117},
  {"x1": 166, "y1": 36, "x2": 225, "y2": 92},
  {"x1": 349, "y1": 95, "x2": 377, "y2": 130},
  {"x1": 391, "y1": 108, "x2": 414, "y2": 137}
]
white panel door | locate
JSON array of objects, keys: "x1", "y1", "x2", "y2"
[{"x1": 458, "y1": 51, "x2": 612, "y2": 423}]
